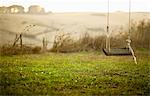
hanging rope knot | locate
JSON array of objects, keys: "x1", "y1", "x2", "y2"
[
  {"x1": 126, "y1": 39, "x2": 131, "y2": 43},
  {"x1": 126, "y1": 39, "x2": 131, "y2": 46},
  {"x1": 107, "y1": 26, "x2": 109, "y2": 31},
  {"x1": 107, "y1": 26, "x2": 109, "y2": 34},
  {"x1": 107, "y1": 26, "x2": 109, "y2": 29}
]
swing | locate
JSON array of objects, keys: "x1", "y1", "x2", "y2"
[
  {"x1": 103, "y1": 48, "x2": 132, "y2": 56},
  {"x1": 103, "y1": 0, "x2": 137, "y2": 64},
  {"x1": 103, "y1": 0, "x2": 132, "y2": 56}
]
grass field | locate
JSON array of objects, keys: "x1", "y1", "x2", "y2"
[{"x1": 0, "y1": 51, "x2": 149, "y2": 95}]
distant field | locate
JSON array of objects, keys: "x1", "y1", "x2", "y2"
[
  {"x1": 0, "y1": 12, "x2": 150, "y2": 47},
  {"x1": 0, "y1": 51, "x2": 149, "y2": 95}
]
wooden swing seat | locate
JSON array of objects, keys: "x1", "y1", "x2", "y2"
[{"x1": 102, "y1": 48, "x2": 132, "y2": 56}]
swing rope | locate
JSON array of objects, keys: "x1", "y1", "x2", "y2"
[
  {"x1": 128, "y1": 0, "x2": 131, "y2": 40},
  {"x1": 127, "y1": 0, "x2": 137, "y2": 64},
  {"x1": 106, "y1": 0, "x2": 110, "y2": 51}
]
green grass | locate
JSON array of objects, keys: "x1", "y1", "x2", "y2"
[{"x1": 0, "y1": 51, "x2": 149, "y2": 95}]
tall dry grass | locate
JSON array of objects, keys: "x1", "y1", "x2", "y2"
[
  {"x1": 131, "y1": 19, "x2": 150, "y2": 49},
  {"x1": 50, "y1": 32, "x2": 105, "y2": 53},
  {"x1": 0, "y1": 44, "x2": 41, "y2": 55},
  {"x1": 51, "y1": 20, "x2": 150, "y2": 53}
]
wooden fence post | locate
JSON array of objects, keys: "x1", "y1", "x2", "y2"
[{"x1": 20, "y1": 34, "x2": 23, "y2": 49}]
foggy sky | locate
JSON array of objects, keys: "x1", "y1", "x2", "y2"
[{"x1": 0, "y1": 0, "x2": 149, "y2": 12}]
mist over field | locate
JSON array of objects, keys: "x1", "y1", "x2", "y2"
[{"x1": 0, "y1": 12, "x2": 150, "y2": 48}]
